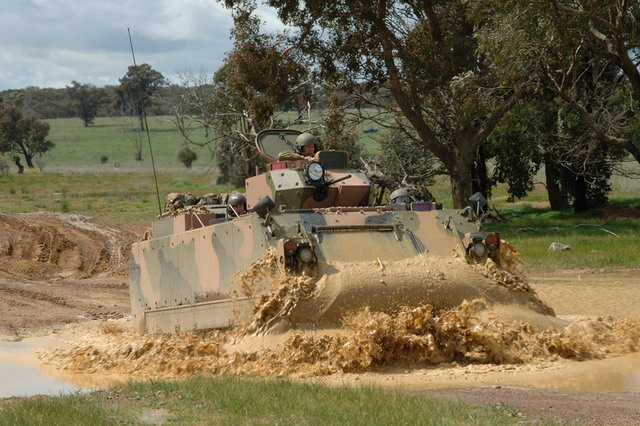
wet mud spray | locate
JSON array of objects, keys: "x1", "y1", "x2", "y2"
[{"x1": 38, "y1": 248, "x2": 640, "y2": 381}]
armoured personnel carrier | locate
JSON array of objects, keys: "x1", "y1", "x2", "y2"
[{"x1": 129, "y1": 129, "x2": 558, "y2": 334}]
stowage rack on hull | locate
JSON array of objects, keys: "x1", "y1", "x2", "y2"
[{"x1": 128, "y1": 129, "x2": 561, "y2": 334}]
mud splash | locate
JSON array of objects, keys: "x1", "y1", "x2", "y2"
[
  {"x1": 230, "y1": 243, "x2": 562, "y2": 333},
  {"x1": 36, "y1": 246, "x2": 640, "y2": 381},
  {"x1": 38, "y1": 304, "x2": 640, "y2": 379}
]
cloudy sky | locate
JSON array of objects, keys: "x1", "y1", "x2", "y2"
[{"x1": 0, "y1": 0, "x2": 281, "y2": 91}]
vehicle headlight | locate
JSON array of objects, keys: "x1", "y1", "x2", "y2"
[
  {"x1": 305, "y1": 161, "x2": 324, "y2": 182},
  {"x1": 472, "y1": 242, "x2": 487, "y2": 257},
  {"x1": 297, "y1": 247, "x2": 314, "y2": 263}
]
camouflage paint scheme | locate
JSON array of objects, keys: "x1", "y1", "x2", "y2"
[{"x1": 129, "y1": 129, "x2": 497, "y2": 334}]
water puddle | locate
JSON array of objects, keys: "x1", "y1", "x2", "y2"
[
  {"x1": 0, "y1": 335, "x2": 125, "y2": 398},
  {"x1": 2, "y1": 254, "x2": 639, "y2": 398},
  {"x1": 0, "y1": 336, "x2": 80, "y2": 398},
  {"x1": 2, "y1": 315, "x2": 639, "y2": 399},
  {"x1": 1, "y1": 333, "x2": 639, "y2": 398}
]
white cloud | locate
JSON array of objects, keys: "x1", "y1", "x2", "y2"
[
  {"x1": 0, "y1": 0, "x2": 236, "y2": 90},
  {"x1": 254, "y1": 4, "x2": 288, "y2": 33}
]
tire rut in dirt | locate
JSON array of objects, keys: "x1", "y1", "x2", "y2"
[{"x1": 0, "y1": 212, "x2": 136, "y2": 280}]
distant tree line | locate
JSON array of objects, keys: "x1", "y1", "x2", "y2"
[{"x1": 0, "y1": 79, "x2": 177, "y2": 122}]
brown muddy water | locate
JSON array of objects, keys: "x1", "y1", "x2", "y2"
[
  {"x1": 2, "y1": 306, "x2": 638, "y2": 397},
  {"x1": 2, "y1": 265, "x2": 639, "y2": 398},
  {"x1": 2, "y1": 349, "x2": 639, "y2": 397},
  {"x1": 0, "y1": 335, "x2": 111, "y2": 398},
  {"x1": 2, "y1": 324, "x2": 639, "y2": 397}
]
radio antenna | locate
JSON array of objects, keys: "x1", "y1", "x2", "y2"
[{"x1": 128, "y1": 28, "x2": 162, "y2": 215}]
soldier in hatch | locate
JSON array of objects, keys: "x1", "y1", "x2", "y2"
[
  {"x1": 278, "y1": 132, "x2": 319, "y2": 161},
  {"x1": 389, "y1": 188, "x2": 415, "y2": 205},
  {"x1": 228, "y1": 192, "x2": 247, "y2": 217}
]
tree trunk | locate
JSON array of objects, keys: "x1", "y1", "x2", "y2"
[
  {"x1": 573, "y1": 175, "x2": 588, "y2": 213},
  {"x1": 448, "y1": 146, "x2": 476, "y2": 208},
  {"x1": 14, "y1": 157, "x2": 24, "y2": 174},
  {"x1": 472, "y1": 145, "x2": 489, "y2": 199},
  {"x1": 543, "y1": 154, "x2": 569, "y2": 210},
  {"x1": 137, "y1": 104, "x2": 145, "y2": 131},
  {"x1": 24, "y1": 154, "x2": 35, "y2": 169}
]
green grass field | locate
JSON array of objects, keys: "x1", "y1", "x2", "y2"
[
  {"x1": 0, "y1": 116, "x2": 234, "y2": 226},
  {"x1": 38, "y1": 114, "x2": 382, "y2": 173},
  {"x1": 483, "y1": 204, "x2": 640, "y2": 270},
  {"x1": 42, "y1": 116, "x2": 212, "y2": 172},
  {"x1": 0, "y1": 376, "x2": 553, "y2": 425}
]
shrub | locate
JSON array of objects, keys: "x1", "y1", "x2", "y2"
[{"x1": 176, "y1": 146, "x2": 197, "y2": 168}]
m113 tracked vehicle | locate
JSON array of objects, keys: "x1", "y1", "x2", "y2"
[{"x1": 129, "y1": 129, "x2": 558, "y2": 334}]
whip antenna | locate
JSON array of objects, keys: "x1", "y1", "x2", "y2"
[{"x1": 128, "y1": 28, "x2": 162, "y2": 215}]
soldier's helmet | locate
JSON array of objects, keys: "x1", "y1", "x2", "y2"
[
  {"x1": 228, "y1": 192, "x2": 246, "y2": 206},
  {"x1": 390, "y1": 188, "x2": 413, "y2": 204},
  {"x1": 295, "y1": 133, "x2": 318, "y2": 154}
]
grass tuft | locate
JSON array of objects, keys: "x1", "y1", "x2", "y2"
[
  {"x1": 167, "y1": 178, "x2": 195, "y2": 189},
  {"x1": 60, "y1": 199, "x2": 70, "y2": 213},
  {"x1": 0, "y1": 393, "x2": 121, "y2": 426}
]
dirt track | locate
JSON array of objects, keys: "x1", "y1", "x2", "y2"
[
  {"x1": 0, "y1": 212, "x2": 638, "y2": 425},
  {"x1": 416, "y1": 386, "x2": 640, "y2": 426},
  {"x1": 0, "y1": 212, "x2": 135, "y2": 337}
]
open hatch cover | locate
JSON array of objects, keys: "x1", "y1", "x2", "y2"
[{"x1": 255, "y1": 129, "x2": 302, "y2": 161}]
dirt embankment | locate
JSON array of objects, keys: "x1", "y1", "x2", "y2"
[{"x1": 0, "y1": 212, "x2": 136, "y2": 337}]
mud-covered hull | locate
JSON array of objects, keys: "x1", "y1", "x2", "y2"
[
  {"x1": 129, "y1": 213, "x2": 267, "y2": 333},
  {"x1": 128, "y1": 206, "x2": 490, "y2": 333},
  {"x1": 287, "y1": 256, "x2": 562, "y2": 330}
]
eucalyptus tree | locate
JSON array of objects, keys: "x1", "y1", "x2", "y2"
[
  {"x1": 489, "y1": 97, "x2": 620, "y2": 212},
  {"x1": 116, "y1": 64, "x2": 168, "y2": 131},
  {"x1": 220, "y1": 0, "x2": 523, "y2": 207},
  {"x1": 67, "y1": 81, "x2": 106, "y2": 127},
  {"x1": 479, "y1": 0, "x2": 640, "y2": 165},
  {"x1": 0, "y1": 106, "x2": 54, "y2": 170}
]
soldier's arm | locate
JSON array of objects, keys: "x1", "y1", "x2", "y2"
[{"x1": 278, "y1": 151, "x2": 305, "y2": 161}]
